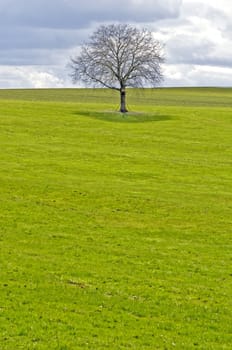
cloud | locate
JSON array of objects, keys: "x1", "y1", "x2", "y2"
[
  {"x1": 152, "y1": 0, "x2": 232, "y2": 85},
  {"x1": 164, "y1": 7, "x2": 232, "y2": 68},
  {"x1": 0, "y1": 0, "x2": 182, "y2": 29},
  {"x1": 0, "y1": 0, "x2": 182, "y2": 80},
  {"x1": 0, "y1": 65, "x2": 69, "y2": 88},
  {"x1": 164, "y1": 64, "x2": 232, "y2": 87},
  {"x1": 0, "y1": 27, "x2": 89, "y2": 51},
  {"x1": 1, "y1": 0, "x2": 232, "y2": 88}
]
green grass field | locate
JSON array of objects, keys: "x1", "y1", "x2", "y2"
[{"x1": 0, "y1": 88, "x2": 231, "y2": 349}]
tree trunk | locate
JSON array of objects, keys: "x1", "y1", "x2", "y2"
[{"x1": 120, "y1": 87, "x2": 128, "y2": 113}]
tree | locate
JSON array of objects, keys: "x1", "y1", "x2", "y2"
[{"x1": 70, "y1": 24, "x2": 164, "y2": 113}]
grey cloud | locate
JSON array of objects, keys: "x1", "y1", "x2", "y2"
[
  {"x1": 0, "y1": 0, "x2": 182, "y2": 29},
  {"x1": 0, "y1": 0, "x2": 182, "y2": 67},
  {"x1": 0, "y1": 46, "x2": 80, "y2": 67},
  {"x1": 0, "y1": 27, "x2": 89, "y2": 50},
  {"x1": 167, "y1": 36, "x2": 232, "y2": 69},
  {"x1": 1, "y1": 0, "x2": 232, "y2": 88},
  {"x1": 183, "y1": 1, "x2": 228, "y2": 25},
  {"x1": 167, "y1": 25, "x2": 232, "y2": 67},
  {"x1": 0, "y1": 49, "x2": 64, "y2": 66},
  {"x1": 166, "y1": 35, "x2": 215, "y2": 64}
]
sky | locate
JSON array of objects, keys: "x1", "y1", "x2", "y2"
[{"x1": 1, "y1": 0, "x2": 232, "y2": 88}]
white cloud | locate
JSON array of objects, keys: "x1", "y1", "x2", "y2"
[
  {"x1": 164, "y1": 63, "x2": 232, "y2": 87},
  {"x1": 0, "y1": 66, "x2": 69, "y2": 88}
]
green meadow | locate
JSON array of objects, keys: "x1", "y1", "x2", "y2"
[{"x1": 0, "y1": 88, "x2": 231, "y2": 349}]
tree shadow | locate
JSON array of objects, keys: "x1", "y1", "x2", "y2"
[{"x1": 73, "y1": 110, "x2": 173, "y2": 123}]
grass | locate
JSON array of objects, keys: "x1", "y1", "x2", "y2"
[{"x1": 0, "y1": 88, "x2": 232, "y2": 349}]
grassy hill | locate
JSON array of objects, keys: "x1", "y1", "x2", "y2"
[{"x1": 0, "y1": 88, "x2": 231, "y2": 349}]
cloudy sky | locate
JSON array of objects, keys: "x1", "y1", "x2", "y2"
[{"x1": 1, "y1": 0, "x2": 232, "y2": 88}]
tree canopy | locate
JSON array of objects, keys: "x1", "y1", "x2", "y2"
[{"x1": 70, "y1": 24, "x2": 164, "y2": 112}]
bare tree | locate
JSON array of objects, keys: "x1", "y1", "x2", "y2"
[{"x1": 70, "y1": 24, "x2": 164, "y2": 113}]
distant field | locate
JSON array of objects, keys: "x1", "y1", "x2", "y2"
[
  {"x1": 1, "y1": 86, "x2": 232, "y2": 106},
  {"x1": 0, "y1": 88, "x2": 231, "y2": 349}
]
